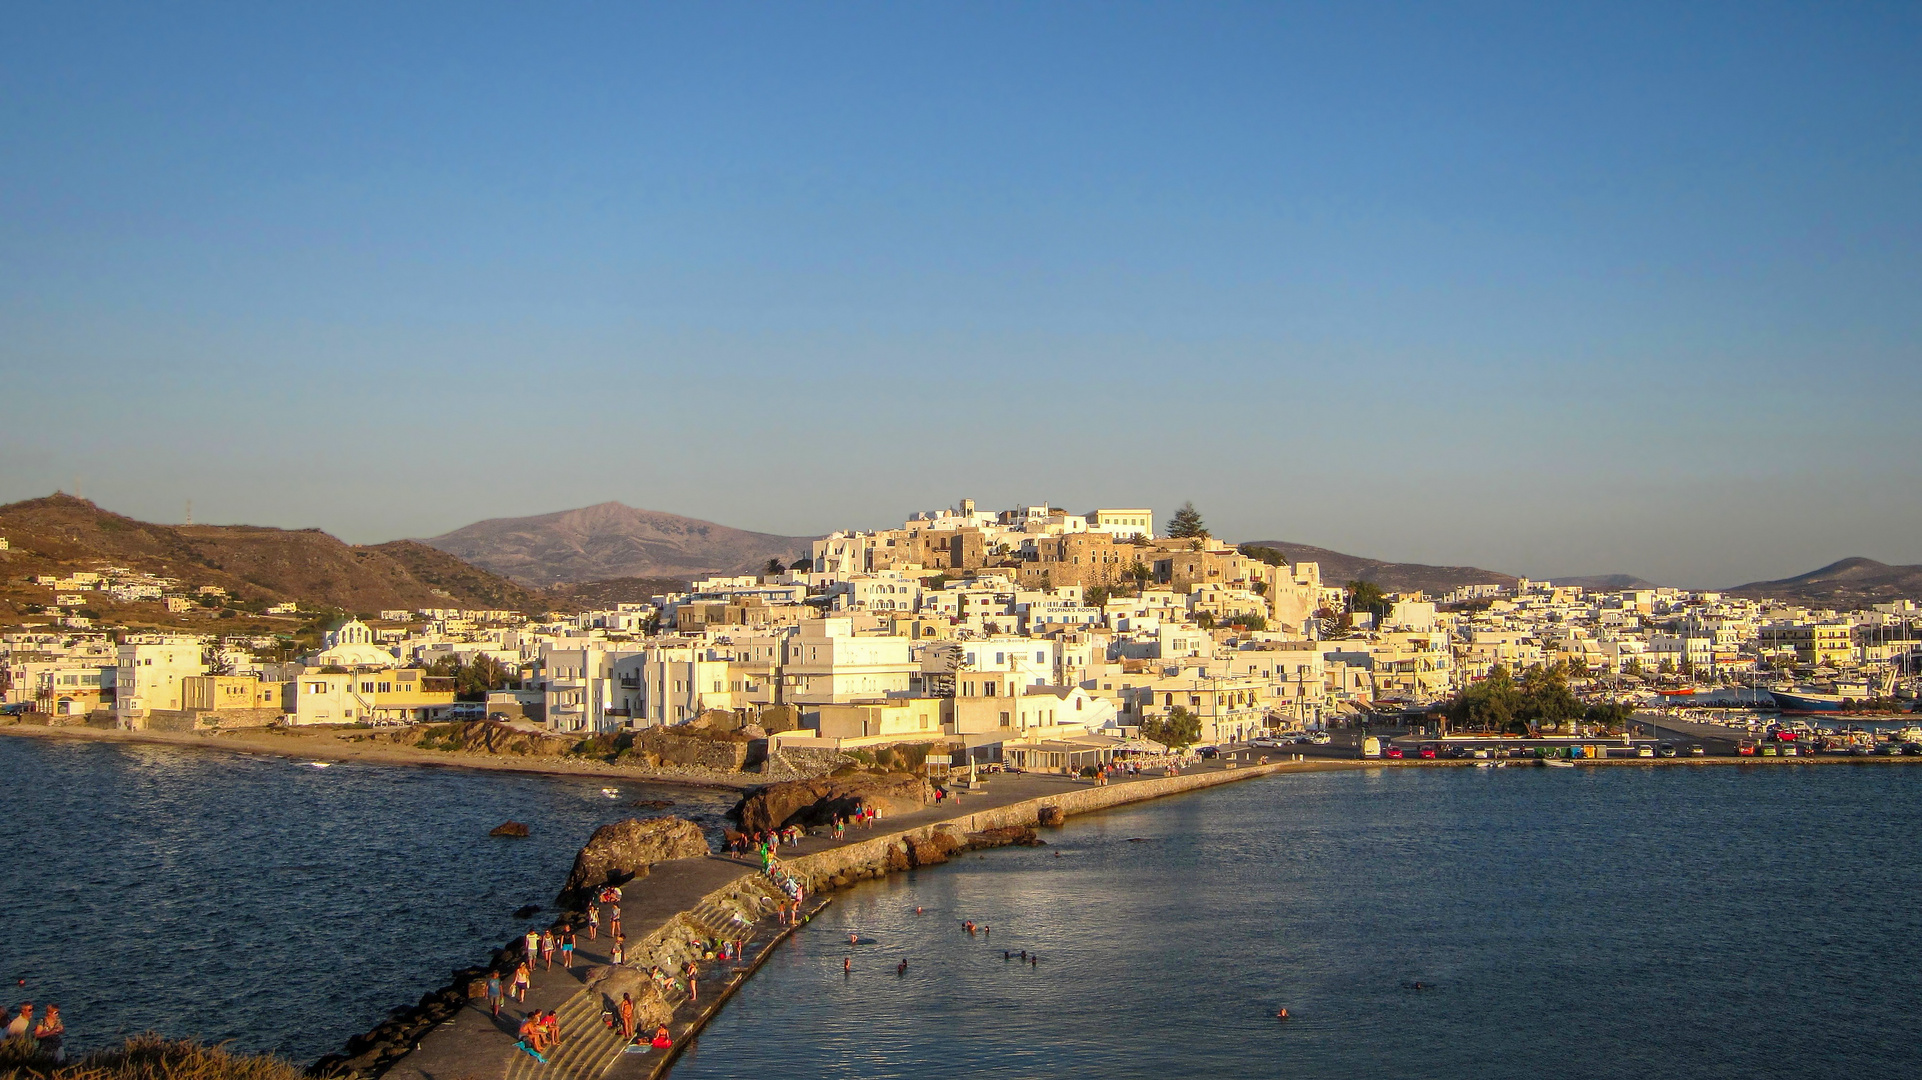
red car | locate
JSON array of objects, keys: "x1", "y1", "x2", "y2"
[
  {"x1": 1384, "y1": 745, "x2": 1404, "y2": 759},
  {"x1": 1417, "y1": 744, "x2": 1439, "y2": 759}
]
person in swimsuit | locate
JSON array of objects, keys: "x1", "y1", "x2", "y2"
[
  {"x1": 561, "y1": 929, "x2": 576, "y2": 968},
  {"x1": 650, "y1": 1025, "x2": 673, "y2": 1049},
  {"x1": 618, "y1": 993, "x2": 636, "y2": 1039},
  {"x1": 512, "y1": 961, "x2": 531, "y2": 1001},
  {"x1": 586, "y1": 906, "x2": 600, "y2": 940}
]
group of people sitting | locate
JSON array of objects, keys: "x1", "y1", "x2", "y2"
[
  {"x1": 2, "y1": 1003, "x2": 64, "y2": 1064},
  {"x1": 515, "y1": 1009, "x2": 562, "y2": 1056}
]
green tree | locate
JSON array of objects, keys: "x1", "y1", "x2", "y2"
[
  {"x1": 1127, "y1": 561, "x2": 1153, "y2": 593},
  {"x1": 1238, "y1": 544, "x2": 1288, "y2": 567},
  {"x1": 790, "y1": 557, "x2": 813, "y2": 572},
  {"x1": 1584, "y1": 702, "x2": 1633, "y2": 733},
  {"x1": 1195, "y1": 611, "x2": 1217, "y2": 630},
  {"x1": 764, "y1": 558, "x2": 786, "y2": 576},
  {"x1": 1084, "y1": 584, "x2": 1112, "y2": 608},
  {"x1": 1141, "y1": 705, "x2": 1203, "y2": 749},
  {"x1": 1518, "y1": 664, "x2": 1581, "y2": 732},
  {"x1": 1231, "y1": 612, "x2": 1268, "y2": 632},
  {"x1": 1166, "y1": 501, "x2": 1208, "y2": 539},
  {"x1": 1346, "y1": 579, "x2": 1390, "y2": 619},
  {"x1": 1447, "y1": 665, "x2": 1521, "y2": 733}
]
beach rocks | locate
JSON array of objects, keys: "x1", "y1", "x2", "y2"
[
  {"x1": 582, "y1": 965, "x2": 674, "y2": 1029},
  {"x1": 557, "y1": 816, "x2": 710, "y2": 909},
  {"x1": 1038, "y1": 805, "x2": 1067, "y2": 827},
  {"x1": 630, "y1": 799, "x2": 675, "y2": 809},
  {"x1": 733, "y1": 773, "x2": 935, "y2": 833},
  {"x1": 906, "y1": 831, "x2": 963, "y2": 867},
  {"x1": 489, "y1": 821, "x2": 530, "y2": 837},
  {"x1": 629, "y1": 728, "x2": 752, "y2": 771},
  {"x1": 965, "y1": 825, "x2": 1043, "y2": 848}
]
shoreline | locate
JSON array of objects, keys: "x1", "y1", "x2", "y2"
[{"x1": 0, "y1": 721, "x2": 758, "y2": 791}]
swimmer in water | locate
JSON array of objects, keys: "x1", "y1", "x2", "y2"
[
  {"x1": 1003, "y1": 951, "x2": 1011, "y2": 960},
  {"x1": 1276, "y1": 1008, "x2": 1290, "y2": 1020},
  {"x1": 849, "y1": 933, "x2": 859, "y2": 945},
  {"x1": 915, "y1": 907, "x2": 923, "y2": 915},
  {"x1": 897, "y1": 959, "x2": 908, "y2": 976},
  {"x1": 843, "y1": 958, "x2": 851, "y2": 974}
]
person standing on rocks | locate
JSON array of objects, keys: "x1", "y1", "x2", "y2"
[
  {"x1": 586, "y1": 905, "x2": 600, "y2": 940},
  {"x1": 524, "y1": 929, "x2": 541, "y2": 966},
  {"x1": 512, "y1": 961, "x2": 531, "y2": 1002},
  {"x1": 561, "y1": 928, "x2": 576, "y2": 968},
  {"x1": 540, "y1": 929, "x2": 556, "y2": 969},
  {"x1": 486, "y1": 972, "x2": 504, "y2": 1018},
  {"x1": 30, "y1": 1004, "x2": 63, "y2": 1064},
  {"x1": 611, "y1": 935, "x2": 625, "y2": 965},
  {"x1": 609, "y1": 904, "x2": 622, "y2": 940},
  {"x1": 618, "y1": 993, "x2": 636, "y2": 1040}
]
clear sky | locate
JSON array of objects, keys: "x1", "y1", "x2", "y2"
[{"x1": 3, "y1": 2, "x2": 1918, "y2": 588}]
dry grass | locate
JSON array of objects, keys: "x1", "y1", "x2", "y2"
[{"x1": 0, "y1": 1034, "x2": 299, "y2": 1080}]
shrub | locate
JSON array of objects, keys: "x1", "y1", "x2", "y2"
[{"x1": 1, "y1": 1034, "x2": 301, "y2": 1080}]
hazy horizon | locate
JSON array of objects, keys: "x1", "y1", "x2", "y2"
[{"x1": 4, "y1": 4, "x2": 1918, "y2": 586}]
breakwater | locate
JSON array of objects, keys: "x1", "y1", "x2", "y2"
[{"x1": 375, "y1": 759, "x2": 1304, "y2": 1080}]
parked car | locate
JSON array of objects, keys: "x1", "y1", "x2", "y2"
[
  {"x1": 1903, "y1": 743, "x2": 1922, "y2": 756},
  {"x1": 1636, "y1": 745, "x2": 1656, "y2": 758},
  {"x1": 1656, "y1": 743, "x2": 1678, "y2": 758},
  {"x1": 1688, "y1": 745, "x2": 1706, "y2": 757},
  {"x1": 1197, "y1": 746, "x2": 1220, "y2": 759},
  {"x1": 1251, "y1": 736, "x2": 1284, "y2": 748},
  {"x1": 1309, "y1": 732, "x2": 1332, "y2": 745},
  {"x1": 1384, "y1": 745, "x2": 1404, "y2": 759},
  {"x1": 1417, "y1": 744, "x2": 1439, "y2": 759}
]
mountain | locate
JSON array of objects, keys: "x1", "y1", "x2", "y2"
[
  {"x1": 0, "y1": 494, "x2": 553, "y2": 618},
  {"x1": 1549, "y1": 574, "x2": 1662, "y2": 591},
  {"x1": 1239, "y1": 539, "x2": 1517, "y2": 597},
  {"x1": 423, "y1": 502, "x2": 819, "y2": 585},
  {"x1": 1727, "y1": 557, "x2": 1922, "y2": 607}
]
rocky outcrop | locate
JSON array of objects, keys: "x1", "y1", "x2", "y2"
[
  {"x1": 489, "y1": 821, "x2": 529, "y2": 837},
  {"x1": 380, "y1": 720, "x2": 574, "y2": 757},
  {"x1": 965, "y1": 825, "x2": 1043, "y2": 849},
  {"x1": 1038, "y1": 805, "x2": 1066, "y2": 827},
  {"x1": 582, "y1": 965, "x2": 674, "y2": 1030},
  {"x1": 733, "y1": 772, "x2": 935, "y2": 833},
  {"x1": 623, "y1": 729, "x2": 752, "y2": 771},
  {"x1": 556, "y1": 817, "x2": 710, "y2": 909}
]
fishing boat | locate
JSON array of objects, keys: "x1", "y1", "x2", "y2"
[
  {"x1": 1544, "y1": 759, "x2": 1576, "y2": 768},
  {"x1": 1768, "y1": 689, "x2": 1849, "y2": 713}
]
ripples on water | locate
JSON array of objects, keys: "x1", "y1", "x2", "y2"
[
  {"x1": 0, "y1": 736, "x2": 734, "y2": 1060},
  {"x1": 672, "y1": 765, "x2": 1922, "y2": 1080}
]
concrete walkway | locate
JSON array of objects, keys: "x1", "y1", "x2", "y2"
[{"x1": 381, "y1": 753, "x2": 1329, "y2": 1080}]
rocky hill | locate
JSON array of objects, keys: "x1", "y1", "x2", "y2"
[
  {"x1": 0, "y1": 494, "x2": 555, "y2": 619},
  {"x1": 423, "y1": 502, "x2": 819, "y2": 585},
  {"x1": 1727, "y1": 557, "x2": 1922, "y2": 607},
  {"x1": 1239, "y1": 538, "x2": 1518, "y2": 596}
]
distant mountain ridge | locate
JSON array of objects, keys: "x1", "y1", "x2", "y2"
[
  {"x1": 0, "y1": 494, "x2": 552, "y2": 616},
  {"x1": 1239, "y1": 539, "x2": 1518, "y2": 597},
  {"x1": 1727, "y1": 557, "x2": 1922, "y2": 606},
  {"x1": 423, "y1": 502, "x2": 820, "y2": 585}
]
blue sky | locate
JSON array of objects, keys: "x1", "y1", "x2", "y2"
[{"x1": 2, "y1": 2, "x2": 1918, "y2": 587}]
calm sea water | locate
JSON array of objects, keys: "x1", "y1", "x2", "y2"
[
  {"x1": 0, "y1": 736, "x2": 735, "y2": 1060},
  {"x1": 5, "y1": 738, "x2": 1919, "y2": 1078},
  {"x1": 672, "y1": 763, "x2": 1922, "y2": 1080}
]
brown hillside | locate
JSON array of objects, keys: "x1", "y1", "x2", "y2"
[
  {"x1": 1239, "y1": 539, "x2": 1517, "y2": 596},
  {"x1": 0, "y1": 494, "x2": 558, "y2": 618},
  {"x1": 1727, "y1": 557, "x2": 1922, "y2": 606},
  {"x1": 424, "y1": 501, "x2": 818, "y2": 584}
]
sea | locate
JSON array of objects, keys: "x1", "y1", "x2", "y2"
[{"x1": 5, "y1": 736, "x2": 1921, "y2": 1078}]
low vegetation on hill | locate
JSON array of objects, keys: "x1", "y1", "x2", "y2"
[{"x1": 0, "y1": 1034, "x2": 298, "y2": 1080}]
